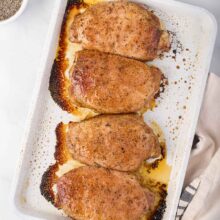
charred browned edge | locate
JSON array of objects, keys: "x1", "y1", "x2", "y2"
[
  {"x1": 137, "y1": 174, "x2": 167, "y2": 220},
  {"x1": 54, "y1": 122, "x2": 69, "y2": 164},
  {"x1": 40, "y1": 122, "x2": 70, "y2": 207},
  {"x1": 40, "y1": 163, "x2": 59, "y2": 206},
  {"x1": 151, "y1": 184, "x2": 167, "y2": 220},
  {"x1": 43, "y1": 0, "x2": 84, "y2": 207},
  {"x1": 49, "y1": 0, "x2": 87, "y2": 113},
  {"x1": 160, "y1": 74, "x2": 169, "y2": 95},
  {"x1": 154, "y1": 74, "x2": 168, "y2": 99},
  {"x1": 49, "y1": 61, "x2": 71, "y2": 112}
]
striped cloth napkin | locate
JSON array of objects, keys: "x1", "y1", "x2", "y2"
[{"x1": 176, "y1": 73, "x2": 220, "y2": 220}]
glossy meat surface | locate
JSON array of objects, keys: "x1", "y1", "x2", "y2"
[
  {"x1": 67, "y1": 114, "x2": 161, "y2": 171},
  {"x1": 56, "y1": 166, "x2": 155, "y2": 220},
  {"x1": 69, "y1": 50, "x2": 162, "y2": 113},
  {"x1": 70, "y1": 1, "x2": 170, "y2": 60}
]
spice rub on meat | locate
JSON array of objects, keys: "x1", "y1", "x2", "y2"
[
  {"x1": 70, "y1": 1, "x2": 170, "y2": 61},
  {"x1": 56, "y1": 166, "x2": 155, "y2": 220},
  {"x1": 66, "y1": 114, "x2": 161, "y2": 171},
  {"x1": 68, "y1": 50, "x2": 162, "y2": 114}
]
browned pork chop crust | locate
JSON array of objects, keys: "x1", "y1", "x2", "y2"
[
  {"x1": 67, "y1": 114, "x2": 161, "y2": 171},
  {"x1": 70, "y1": 1, "x2": 170, "y2": 61},
  {"x1": 56, "y1": 166, "x2": 155, "y2": 220},
  {"x1": 69, "y1": 50, "x2": 162, "y2": 113}
]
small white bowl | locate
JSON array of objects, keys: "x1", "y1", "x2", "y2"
[{"x1": 0, "y1": 0, "x2": 29, "y2": 25}]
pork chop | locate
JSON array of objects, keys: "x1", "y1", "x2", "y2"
[
  {"x1": 56, "y1": 166, "x2": 155, "y2": 220},
  {"x1": 66, "y1": 114, "x2": 161, "y2": 171},
  {"x1": 69, "y1": 50, "x2": 162, "y2": 113},
  {"x1": 70, "y1": 1, "x2": 170, "y2": 61}
]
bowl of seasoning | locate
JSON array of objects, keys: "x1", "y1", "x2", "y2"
[{"x1": 0, "y1": 0, "x2": 28, "y2": 25}]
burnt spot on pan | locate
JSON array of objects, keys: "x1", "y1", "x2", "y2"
[
  {"x1": 67, "y1": 0, "x2": 84, "y2": 7},
  {"x1": 151, "y1": 187, "x2": 167, "y2": 220},
  {"x1": 39, "y1": 123, "x2": 68, "y2": 206},
  {"x1": 54, "y1": 122, "x2": 71, "y2": 164},
  {"x1": 155, "y1": 74, "x2": 169, "y2": 99},
  {"x1": 49, "y1": 0, "x2": 88, "y2": 115},
  {"x1": 49, "y1": 61, "x2": 73, "y2": 113},
  {"x1": 165, "y1": 31, "x2": 184, "y2": 61},
  {"x1": 40, "y1": 122, "x2": 75, "y2": 208},
  {"x1": 137, "y1": 176, "x2": 168, "y2": 220},
  {"x1": 40, "y1": 163, "x2": 59, "y2": 206}
]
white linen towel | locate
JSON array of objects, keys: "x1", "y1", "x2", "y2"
[{"x1": 176, "y1": 73, "x2": 220, "y2": 220}]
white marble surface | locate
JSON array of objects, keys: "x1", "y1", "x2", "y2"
[
  {"x1": 0, "y1": 0, "x2": 219, "y2": 220},
  {"x1": 0, "y1": 1, "x2": 54, "y2": 219}
]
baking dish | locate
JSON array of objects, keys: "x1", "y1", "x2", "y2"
[{"x1": 11, "y1": 0, "x2": 217, "y2": 219}]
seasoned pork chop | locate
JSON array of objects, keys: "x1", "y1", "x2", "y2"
[
  {"x1": 66, "y1": 114, "x2": 161, "y2": 171},
  {"x1": 69, "y1": 50, "x2": 162, "y2": 113},
  {"x1": 56, "y1": 166, "x2": 155, "y2": 220},
  {"x1": 70, "y1": 1, "x2": 170, "y2": 61}
]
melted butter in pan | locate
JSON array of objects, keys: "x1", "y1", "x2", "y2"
[
  {"x1": 143, "y1": 121, "x2": 172, "y2": 185},
  {"x1": 136, "y1": 121, "x2": 171, "y2": 219}
]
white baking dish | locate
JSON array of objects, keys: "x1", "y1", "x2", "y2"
[{"x1": 11, "y1": 0, "x2": 217, "y2": 219}]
